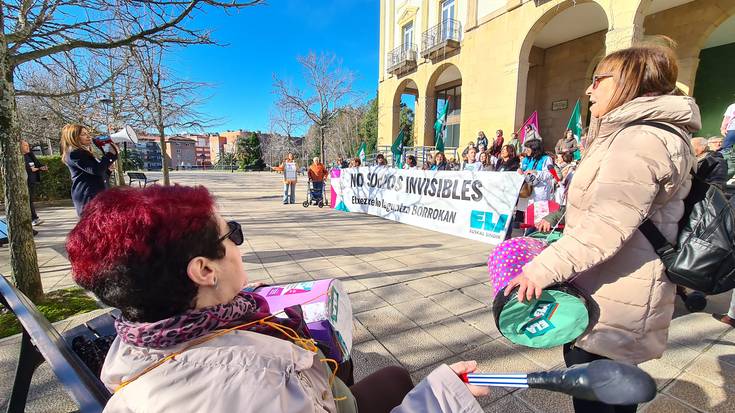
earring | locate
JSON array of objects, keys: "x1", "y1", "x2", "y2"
[{"x1": 213, "y1": 277, "x2": 219, "y2": 289}]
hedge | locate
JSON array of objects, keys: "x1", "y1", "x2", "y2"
[{"x1": 0, "y1": 155, "x2": 72, "y2": 204}]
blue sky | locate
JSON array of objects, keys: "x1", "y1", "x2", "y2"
[{"x1": 170, "y1": 0, "x2": 379, "y2": 135}]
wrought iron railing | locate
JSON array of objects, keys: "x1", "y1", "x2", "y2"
[
  {"x1": 387, "y1": 44, "x2": 418, "y2": 71},
  {"x1": 421, "y1": 18, "x2": 462, "y2": 53},
  {"x1": 376, "y1": 145, "x2": 460, "y2": 167}
]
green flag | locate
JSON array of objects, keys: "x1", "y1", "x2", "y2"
[
  {"x1": 357, "y1": 142, "x2": 367, "y2": 163},
  {"x1": 391, "y1": 129, "x2": 404, "y2": 168},
  {"x1": 434, "y1": 98, "x2": 450, "y2": 152},
  {"x1": 566, "y1": 99, "x2": 583, "y2": 143},
  {"x1": 566, "y1": 99, "x2": 583, "y2": 160}
]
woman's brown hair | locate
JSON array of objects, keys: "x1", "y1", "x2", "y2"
[
  {"x1": 595, "y1": 43, "x2": 681, "y2": 114},
  {"x1": 502, "y1": 144, "x2": 517, "y2": 159},
  {"x1": 60, "y1": 124, "x2": 91, "y2": 163}
]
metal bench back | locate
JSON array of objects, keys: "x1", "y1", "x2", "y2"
[
  {"x1": 0, "y1": 275, "x2": 110, "y2": 412},
  {"x1": 127, "y1": 172, "x2": 147, "y2": 180},
  {"x1": 0, "y1": 218, "x2": 8, "y2": 245}
]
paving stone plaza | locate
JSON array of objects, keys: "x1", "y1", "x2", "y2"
[{"x1": 1, "y1": 171, "x2": 734, "y2": 412}]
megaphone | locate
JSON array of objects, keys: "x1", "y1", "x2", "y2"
[{"x1": 110, "y1": 125, "x2": 139, "y2": 144}]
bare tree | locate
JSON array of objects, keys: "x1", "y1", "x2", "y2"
[
  {"x1": 132, "y1": 44, "x2": 216, "y2": 186},
  {"x1": 94, "y1": 48, "x2": 146, "y2": 186},
  {"x1": 0, "y1": 0, "x2": 264, "y2": 302},
  {"x1": 323, "y1": 106, "x2": 365, "y2": 162},
  {"x1": 14, "y1": 51, "x2": 108, "y2": 150},
  {"x1": 272, "y1": 52, "x2": 356, "y2": 165},
  {"x1": 267, "y1": 101, "x2": 302, "y2": 165}
]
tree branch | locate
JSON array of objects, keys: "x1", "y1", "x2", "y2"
[{"x1": 11, "y1": 0, "x2": 264, "y2": 66}]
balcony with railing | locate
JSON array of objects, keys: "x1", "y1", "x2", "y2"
[
  {"x1": 387, "y1": 44, "x2": 418, "y2": 76},
  {"x1": 421, "y1": 18, "x2": 462, "y2": 60}
]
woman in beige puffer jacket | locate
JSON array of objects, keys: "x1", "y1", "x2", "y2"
[{"x1": 506, "y1": 45, "x2": 699, "y2": 413}]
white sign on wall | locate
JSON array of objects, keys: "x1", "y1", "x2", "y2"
[{"x1": 332, "y1": 166, "x2": 524, "y2": 245}]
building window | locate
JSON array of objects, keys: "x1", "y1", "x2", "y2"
[
  {"x1": 402, "y1": 21, "x2": 413, "y2": 48},
  {"x1": 441, "y1": 0, "x2": 456, "y2": 40}
]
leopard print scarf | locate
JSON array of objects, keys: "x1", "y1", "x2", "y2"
[{"x1": 115, "y1": 291, "x2": 307, "y2": 349}]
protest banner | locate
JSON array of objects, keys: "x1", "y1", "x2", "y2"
[
  {"x1": 331, "y1": 166, "x2": 524, "y2": 244},
  {"x1": 284, "y1": 162, "x2": 297, "y2": 181},
  {"x1": 330, "y1": 168, "x2": 341, "y2": 208}
]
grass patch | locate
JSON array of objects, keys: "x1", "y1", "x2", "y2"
[{"x1": 0, "y1": 287, "x2": 100, "y2": 339}]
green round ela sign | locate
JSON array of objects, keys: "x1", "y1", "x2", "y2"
[{"x1": 497, "y1": 289, "x2": 589, "y2": 348}]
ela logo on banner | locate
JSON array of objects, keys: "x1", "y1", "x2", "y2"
[{"x1": 470, "y1": 211, "x2": 508, "y2": 233}]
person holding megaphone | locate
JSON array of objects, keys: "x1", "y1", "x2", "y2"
[{"x1": 61, "y1": 124, "x2": 118, "y2": 216}]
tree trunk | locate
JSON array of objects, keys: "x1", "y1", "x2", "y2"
[
  {"x1": 159, "y1": 129, "x2": 170, "y2": 186},
  {"x1": 0, "y1": 48, "x2": 44, "y2": 302},
  {"x1": 115, "y1": 157, "x2": 126, "y2": 186}
]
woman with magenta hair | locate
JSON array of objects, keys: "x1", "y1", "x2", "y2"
[{"x1": 66, "y1": 185, "x2": 488, "y2": 413}]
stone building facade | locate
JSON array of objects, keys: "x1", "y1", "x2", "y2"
[{"x1": 378, "y1": 0, "x2": 735, "y2": 154}]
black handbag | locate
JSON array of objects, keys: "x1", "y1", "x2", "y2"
[{"x1": 635, "y1": 122, "x2": 735, "y2": 294}]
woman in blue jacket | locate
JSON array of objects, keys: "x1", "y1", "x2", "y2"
[
  {"x1": 519, "y1": 138, "x2": 554, "y2": 202},
  {"x1": 61, "y1": 124, "x2": 118, "y2": 216}
]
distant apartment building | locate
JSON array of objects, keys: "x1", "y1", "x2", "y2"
[
  {"x1": 134, "y1": 134, "x2": 163, "y2": 171},
  {"x1": 207, "y1": 129, "x2": 305, "y2": 166},
  {"x1": 165, "y1": 136, "x2": 196, "y2": 169},
  {"x1": 178, "y1": 133, "x2": 212, "y2": 166},
  {"x1": 194, "y1": 136, "x2": 212, "y2": 166},
  {"x1": 209, "y1": 134, "x2": 227, "y2": 163},
  {"x1": 219, "y1": 130, "x2": 248, "y2": 155}
]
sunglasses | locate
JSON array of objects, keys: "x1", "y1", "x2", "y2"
[
  {"x1": 591, "y1": 73, "x2": 613, "y2": 89},
  {"x1": 218, "y1": 221, "x2": 244, "y2": 246}
]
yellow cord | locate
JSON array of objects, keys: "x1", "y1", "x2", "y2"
[
  {"x1": 319, "y1": 358, "x2": 348, "y2": 401},
  {"x1": 113, "y1": 289, "x2": 348, "y2": 402},
  {"x1": 260, "y1": 320, "x2": 318, "y2": 353}
]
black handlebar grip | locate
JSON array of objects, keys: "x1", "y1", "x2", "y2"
[{"x1": 527, "y1": 360, "x2": 656, "y2": 405}]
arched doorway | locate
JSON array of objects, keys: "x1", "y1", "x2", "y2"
[
  {"x1": 693, "y1": 14, "x2": 735, "y2": 137},
  {"x1": 424, "y1": 63, "x2": 462, "y2": 153},
  {"x1": 391, "y1": 78, "x2": 419, "y2": 149},
  {"x1": 639, "y1": 0, "x2": 735, "y2": 137},
  {"x1": 516, "y1": 1, "x2": 608, "y2": 150}
]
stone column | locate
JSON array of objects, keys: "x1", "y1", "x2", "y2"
[
  {"x1": 604, "y1": 0, "x2": 645, "y2": 53},
  {"x1": 388, "y1": 0, "x2": 396, "y2": 60},
  {"x1": 420, "y1": 95, "x2": 437, "y2": 146},
  {"x1": 421, "y1": 0, "x2": 430, "y2": 51},
  {"x1": 467, "y1": 0, "x2": 478, "y2": 30},
  {"x1": 379, "y1": 0, "x2": 386, "y2": 81},
  {"x1": 509, "y1": 59, "x2": 530, "y2": 130},
  {"x1": 676, "y1": 56, "x2": 701, "y2": 96},
  {"x1": 605, "y1": 23, "x2": 644, "y2": 52},
  {"x1": 391, "y1": 99, "x2": 402, "y2": 147}
]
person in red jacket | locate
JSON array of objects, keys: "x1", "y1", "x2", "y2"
[
  {"x1": 308, "y1": 157, "x2": 328, "y2": 183},
  {"x1": 490, "y1": 129, "x2": 504, "y2": 157}
]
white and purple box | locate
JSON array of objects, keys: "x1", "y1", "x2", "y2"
[{"x1": 255, "y1": 279, "x2": 353, "y2": 362}]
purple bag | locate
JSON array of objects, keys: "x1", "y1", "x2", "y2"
[
  {"x1": 487, "y1": 237, "x2": 547, "y2": 298},
  {"x1": 255, "y1": 279, "x2": 353, "y2": 362}
]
